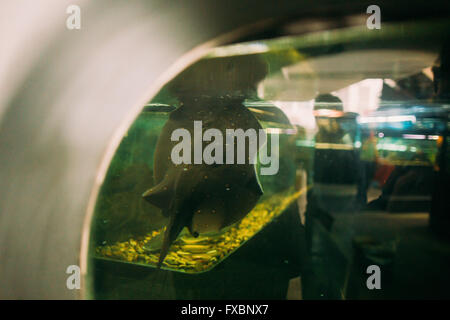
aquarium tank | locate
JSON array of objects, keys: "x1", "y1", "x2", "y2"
[{"x1": 88, "y1": 18, "x2": 450, "y2": 299}]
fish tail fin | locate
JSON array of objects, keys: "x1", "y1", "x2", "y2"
[
  {"x1": 157, "y1": 207, "x2": 175, "y2": 268},
  {"x1": 144, "y1": 173, "x2": 186, "y2": 268},
  {"x1": 157, "y1": 227, "x2": 171, "y2": 268},
  {"x1": 157, "y1": 206, "x2": 188, "y2": 269},
  {"x1": 156, "y1": 170, "x2": 191, "y2": 269}
]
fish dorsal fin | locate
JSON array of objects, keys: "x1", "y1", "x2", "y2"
[{"x1": 142, "y1": 175, "x2": 174, "y2": 210}]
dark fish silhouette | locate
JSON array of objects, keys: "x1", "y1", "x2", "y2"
[
  {"x1": 143, "y1": 100, "x2": 264, "y2": 267},
  {"x1": 143, "y1": 55, "x2": 268, "y2": 267}
]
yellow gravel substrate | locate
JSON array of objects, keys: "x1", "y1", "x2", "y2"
[{"x1": 95, "y1": 186, "x2": 307, "y2": 273}]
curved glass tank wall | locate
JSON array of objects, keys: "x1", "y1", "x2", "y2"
[{"x1": 88, "y1": 18, "x2": 450, "y2": 299}]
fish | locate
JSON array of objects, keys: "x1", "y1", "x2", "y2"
[
  {"x1": 143, "y1": 100, "x2": 264, "y2": 268},
  {"x1": 143, "y1": 55, "x2": 268, "y2": 268}
]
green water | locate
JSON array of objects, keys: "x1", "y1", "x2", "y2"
[{"x1": 90, "y1": 101, "x2": 300, "y2": 266}]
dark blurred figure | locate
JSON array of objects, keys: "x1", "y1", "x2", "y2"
[
  {"x1": 312, "y1": 94, "x2": 359, "y2": 190},
  {"x1": 303, "y1": 93, "x2": 356, "y2": 299}
]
